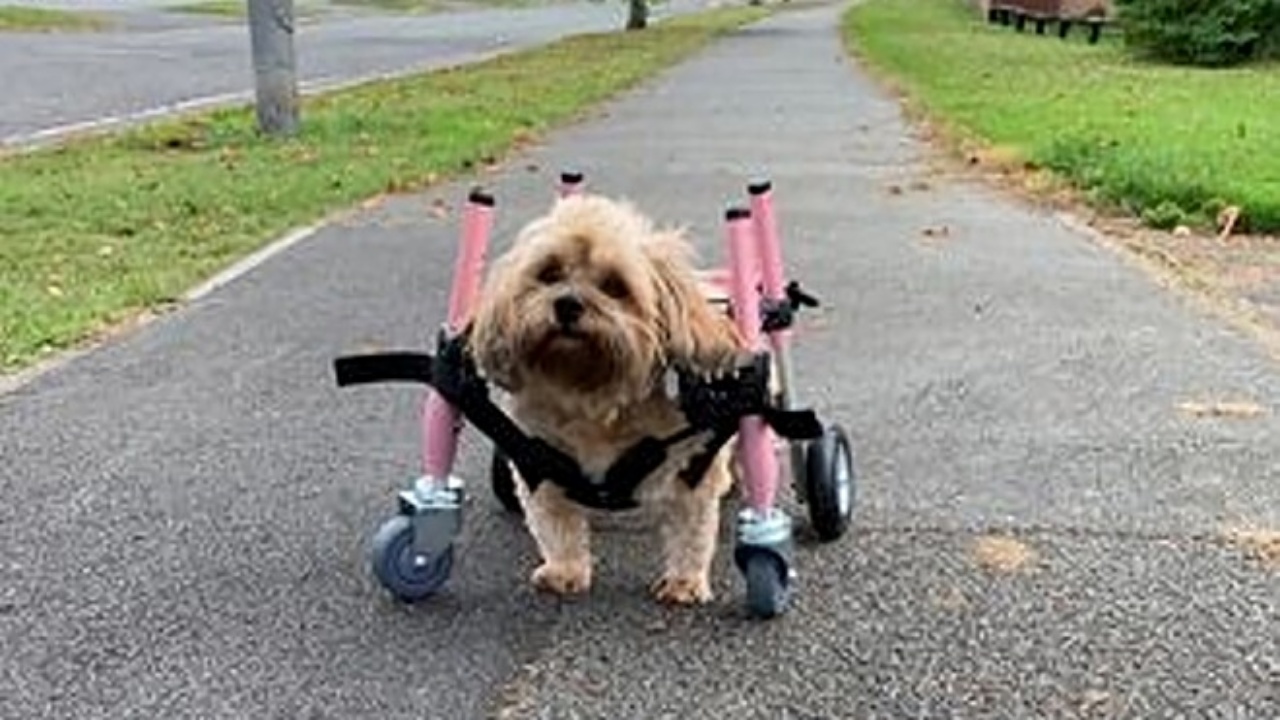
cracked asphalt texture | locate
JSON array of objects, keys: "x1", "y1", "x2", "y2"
[
  {"x1": 2, "y1": 2, "x2": 1277, "y2": 718},
  {"x1": 0, "y1": 0, "x2": 700, "y2": 143}
]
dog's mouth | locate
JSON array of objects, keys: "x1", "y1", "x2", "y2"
[
  {"x1": 535, "y1": 327, "x2": 597, "y2": 357},
  {"x1": 549, "y1": 326, "x2": 588, "y2": 342},
  {"x1": 529, "y1": 327, "x2": 623, "y2": 390}
]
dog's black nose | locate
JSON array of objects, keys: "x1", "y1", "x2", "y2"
[{"x1": 553, "y1": 293, "x2": 585, "y2": 327}]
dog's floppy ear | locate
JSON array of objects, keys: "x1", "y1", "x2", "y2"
[
  {"x1": 643, "y1": 228, "x2": 743, "y2": 373},
  {"x1": 467, "y1": 248, "x2": 524, "y2": 392}
]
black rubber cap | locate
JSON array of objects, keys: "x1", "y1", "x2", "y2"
[
  {"x1": 747, "y1": 179, "x2": 772, "y2": 196},
  {"x1": 468, "y1": 187, "x2": 495, "y2": 207},
  {"x1": 560, "y1": 170, "x2": 584, "y2": 184},
  {"x1": 725, "y1": 207, "x2": 751, "y2": 221}
]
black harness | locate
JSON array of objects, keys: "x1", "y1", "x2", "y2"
[{"x1": 333, "y1": 283, "x2": 823, "y2": 511}]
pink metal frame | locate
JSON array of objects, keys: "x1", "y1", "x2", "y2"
[
  {"x1": 417, "y1": 173, "x2": 794, "y2": 517},
  {"x1": 749, "y1": 186, "x2": 790, "y2": 350},
  {"x1": 724, "y1": 195, "x2": 792, "y2": 513},
  {"x1": 420, "y1": 192, "x2": 494, "y2": 481}
]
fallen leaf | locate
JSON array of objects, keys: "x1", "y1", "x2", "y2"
[
  {"x1": 966, "y1": 145, "x2": 1023, "y2": 172},
  {"x1": 971, "y1": 534, "x2": 1036, "y2": 574},
  {"x1": 933, "y1": 586, "x2": 968, "y2": 611},
  {"x1": 921, "y1": 225, "x2": 951, "y2": 242},
  {"x1": 1216, "y1": 205, "x2": 1241, "y2": 241},
  {"x1": 1223, "y1": 526, "x2": 1280, "y2": 568},
  {"x1": 1079, "y1": 689, "x2": 1113, "y2": 713},
  {"x1": 359, "y1": 194, "x2": 388, "y2": 211},
  {"x1": 427, "y1": 198, "x2": 449, "y2": 219},
  {"x1": 1178, "y1": 399, "x2": 1266, "y2": 419}
]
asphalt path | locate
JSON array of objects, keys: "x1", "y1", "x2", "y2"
[
  {"x1": 1, "y1": 2, "x2": 1276, "y2": 718},
  {"x1": 0, "y1": 0, "x2": 701, "y2": 146}
]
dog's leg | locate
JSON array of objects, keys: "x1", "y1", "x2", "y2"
[
  {"x1": 651, "y1": 452, "x2": 734, "y2": 605},
  {"x1": 516, "y1": 475, "x2": 593, "y2": 596}
]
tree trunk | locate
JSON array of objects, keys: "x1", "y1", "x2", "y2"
[
  {"x1": 247, "y1": 0, "x2": 299, "y2": 137},
  {"x1": 626, "y1": 0, "x2": 647, "y2": 30}
]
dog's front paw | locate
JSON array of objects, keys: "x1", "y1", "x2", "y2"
[
  {"x1": 651, "y1": 572, "x2": 713, "y2": 605},
  {"x1": 531, "y1": 561, "x2": 592, "y2": 596}
]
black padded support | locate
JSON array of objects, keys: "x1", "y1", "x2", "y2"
[
  {"x1": 333, "y1": 352, "x2": 435, "y2": 387},
  {"x1": 334, "y1": 343, "x2": 825, "y2": 513}
]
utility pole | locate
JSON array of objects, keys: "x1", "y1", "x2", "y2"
[{"x1": 247, "y1": 0, "x2": 299, "y2": 136}]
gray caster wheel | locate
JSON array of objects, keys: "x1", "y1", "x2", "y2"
[
  {"x1": 370, "y1": 514, "x2": 454, "y2": 602},
  {"x1": 490, "y1": 448, "x2": 523, "y2": 516},
  {"x1": 741, "y1": 549, "x2": 791, "y2": 619},
  {"x1": 805, "y1": 424, "x2": 855, "y2": 542}
]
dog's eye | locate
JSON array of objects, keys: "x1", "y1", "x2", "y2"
[
  {"x1": 599, "y1": 273, "x2": 629, "y2": 300},
  {"x1": 536, "y1": 261, "x2": 564, "y2": 285}
]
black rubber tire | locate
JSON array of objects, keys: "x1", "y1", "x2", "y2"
[
  {"x1": 743, "y1": 551, "x2": 790, "y2": 620},
  {"x1": 490, "y1": 448, "x2": 523, "y2": 515},
  {"x1": 804, "y1": 424, "x2": 855, "y2": 542}
]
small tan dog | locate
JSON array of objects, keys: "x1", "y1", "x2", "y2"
[{"x1": 469, "y1": 193, "x2": 744, "y2": 605}]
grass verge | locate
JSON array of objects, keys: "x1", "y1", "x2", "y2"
[
  {"x1": 0, "y1": 4, "x2": 108, "y2": 31},
  {"x1": 167, "y1": 0, "x2": 249, "y2": 16},
  {"x1": 842, "y1": 0, "x2": 1280, "y2": 234},
  {"x1": 168, "y1": 0, "x2": 327, "y2": 18},
  {"x1": 0, "y1": 6, "x2": 767, "y2": 374},
  {"x1": 331, "y1": 0, "x2": 556, "y2": 13}
]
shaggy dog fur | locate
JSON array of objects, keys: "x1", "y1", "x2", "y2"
[{"x1": 469, "y1": 193, "x2": 745, "y2": 604}]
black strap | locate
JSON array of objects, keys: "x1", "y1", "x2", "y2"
[
  {"x1": 671, "y1": 354, "x2": 823, "y2": 489},
  {"x1": 334, "y1": 352, "x2": 435, "y2": 387},
  {"x1": 333, "y1": 336, "x2": 823, "y2": 512},
  {"x1": 333, "y1": 333, "x2": 584, "y2": 496},
  {"x1": 677, "y1": 353, "x2": 823, "y2": 441}
]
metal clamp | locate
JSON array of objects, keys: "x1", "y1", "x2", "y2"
[
  {"x1": 398, "y1": 475, "x2": 465, "y2": 558},
  {"x1": 734, "y1": 506, "x2": 795, "y2": 577}
]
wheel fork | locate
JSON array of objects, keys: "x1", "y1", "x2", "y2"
[{"x1": 397, "y1": 475, "x2": 465, "y2": 559}]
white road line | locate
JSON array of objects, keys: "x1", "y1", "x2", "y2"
[
  {"x1": 182, "y1": 220, "x2": 327, "y2": 302},
  {"x1": 0, "y1": 216, "x2": 332, "y2": 398},
  {"x1": 0, "y1": 44, "x2": 509, "y2": 153}
]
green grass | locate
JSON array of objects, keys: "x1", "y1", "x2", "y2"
[
  {"x1": 168, "y1": 0, "x2": 247, "y2": 15},
  {"x1": 332, "y1": 0, "x2": 428, "y2": 10},
  {"x1": 843, "y1": 0, "x2": 1280, "y2": 234},
  {"x1": 332, "y1": 0, "x2": 440, "y2": 10},
  {"x1": 0, "y1": 6, "x2": 767, "y2": 373},
  {"x1": 331, "y1": 0, "x2": 553, "y2": 12},
  {"x1": 0, "y1": 4, "x2": 108, "y2": 31},
  {"x1": 168, "y1": 0, "x2": 326, "y2": 18},
  {"x1": 166, "y1": 0, "x2": 537, "y2": 18}
]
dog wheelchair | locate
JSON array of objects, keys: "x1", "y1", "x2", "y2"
[{"x1": 332, "y1": 172, "x2": 857, "y2": 619}]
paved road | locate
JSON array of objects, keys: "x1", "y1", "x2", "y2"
[
  {"x1": 0, "y1": 0, "x2": 700, "y2": 146},
  {"x1": 2, "y1": 2, "x2": 1277, "y2": 718}
]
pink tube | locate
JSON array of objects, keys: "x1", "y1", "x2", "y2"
[
  {"x1": 749, "y1": 181, "x2": 790, "y2": 346},
  {"x1": 446, "y1": 189, "x2": 495, "y2": 333},
  {"x1": 558, "y1": 170, "x2": 585, "y2": 198},
  {"x1": 424, "y1": 189, "x2": 495, "y2": 478},
  {"x1": 421, "y1": 394, "x2": 462, "y2": 479},
  {"x1": 725, "y1": 208, "x2": 779, "y2": 512}
]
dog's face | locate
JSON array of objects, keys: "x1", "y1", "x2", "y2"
[{"x1": 470, "y1": 194, "x2": 736, "y2": 402}]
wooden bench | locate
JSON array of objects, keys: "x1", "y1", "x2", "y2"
[{"x1": 987, "y1": 1, "x2": 1109, "y2": 44}]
